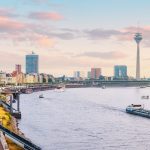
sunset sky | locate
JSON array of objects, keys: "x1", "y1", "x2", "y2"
[{"x1": 1, "y1": 0, "x2": 150, "y2": 77}]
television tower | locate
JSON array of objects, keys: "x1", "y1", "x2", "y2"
[{"x1": 134, "y1": 32, "x2": 142, "y2": 80}]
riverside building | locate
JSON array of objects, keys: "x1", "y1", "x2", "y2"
[{"x1": 91, "y1": 68, "x2": 101, "y2": 79}]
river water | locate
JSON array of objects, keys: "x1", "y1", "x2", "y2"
[{"x1": 18, "y1": 87, "x2": 150, "y2": 150}]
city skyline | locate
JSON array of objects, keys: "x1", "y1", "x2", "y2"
[{"x1": 1, "y1": 0, "x2": 150, "y2": 77}]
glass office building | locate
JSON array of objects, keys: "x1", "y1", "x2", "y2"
[
  {"x1": 114, "y1": 65, "x2": 127, "y2": 79},
  {"x1": 26, "y1": 52, "x2": 39, "y2": 74}
]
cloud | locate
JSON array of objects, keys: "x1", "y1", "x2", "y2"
[
  {"x1": 76, "y1": 51, "x2": 128, "y2": 60},
  {"x1": 1, "y1": 9, "x2": 150, "y2": 49},
  {"x1": 116, "y1": 26, "x2": 150, "y2": 47},
  {"x1": 29, "y1": 12, "x2": 63, "y2": 21},
  {"x1": 84, "y1": 29, "x2": 121, "y2": 40},
  {"x1": 0, "y1": 16, "x2": 27, "y2": 32},
  {"x1": 34, "y1": 36, "x2": 55, "y2": 48},
  {"x1": 0, "y1": 8, "x2": 17, "y2": 17},
  {"x1": 40, "y1": 54, "x2": 113, "y2": 71},
  {"x1": 48, "y1": 32, "x2": 77, "y2": 40}
]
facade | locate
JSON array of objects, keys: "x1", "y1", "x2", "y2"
[
  {"x1": 0, "y1": 71, "x2": 7, "y2": 84},
  {"x1": 6, "y1": 73, "x2": 13, "y2": 84},
  {"x1": 12, "y1": 71, "x2": 24, "y2": 85},
  {"x1": 26, "y1": 52, "x2": 39, "y2": 74},
  {"x1": 38, "y1": 74, "x2": 43, "y2": 83},
  {"x1": 91, "y1": 68, "x2": 101, "y2": 79},
  {"x1": 114, "y1": 65, "x2": 127, "y2": 79},
  {"x1": 74, "y1": 71, "x2": 80, "y2": 78},
  {"x1": 15, "y1": 64, "x2": 21, "y2": 74},
  {"x1": 87, "y1": 71, "x2": 91, "y2": 79},
  {"x1": 25, "y1": 74, "x2": 38, "y2": 83}
]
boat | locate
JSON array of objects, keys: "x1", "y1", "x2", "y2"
[
  {"x1": 126, "y1": 104, "x2": 150, "y2": 118},
  {"x1": 12, "y1": 99, "x2": 16, "y2": 103},
  {"x1": 141, "y1": 95, "x2": 149, "y2": 99},
  {"x1": 54, "y1": 88, "x2": 65, "y2": 92},
  {"x1": 39, "y1": 94, "x2": 44, "y2": 98},
  {"x1": 54, "y1": 85, "x2": 65, "y2": 92},
  {"x1": 140, "y1": 86, "x2": 146, "y2": 88},
  {"x1": 21, "y1": 88, "x2": 33, "y2": 94},
  {"x1": 101, "y1": 85, "x2": 106, "y2": 89}
]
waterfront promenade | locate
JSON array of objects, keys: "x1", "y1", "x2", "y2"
[{"x1": 1, "y1": 80, "x2": 150, "y2": 92}]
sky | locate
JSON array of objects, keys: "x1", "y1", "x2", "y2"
[{"x1": 1, "y1": 0, "x2": 150, "y2": 77}]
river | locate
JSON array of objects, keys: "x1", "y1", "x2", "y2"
[{"x1": 18, "y1": 87, "x2": 150, "y2": 150}]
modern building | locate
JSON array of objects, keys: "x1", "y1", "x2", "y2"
[
  {"x1": 73, "y1": 71, "x2": 85, "y2": 80},
  {"x1": 74, "y1": 71, "x2": 80, "y2": 78},
  {"x1": 87, "y1": 71, "x2": 91, "y2": 79},
  {"x1": 114, "y1": 65, "x2": 127, "y2": 79},
  {"x1": 74, "y1": 71, "x2": 85, "y2": 78},
  {"x1": 134, "y1": 32, "x2": 142, "y2": 80},
  {"x1": 91, "y1": 68, "x2": 101, "y2": 79},
  {"x1": 0, "y1": 71, "x2": 7, "y2": 84},
  {"x1": 26, "y1": 52, "x2": 39, "y2": 74},
  {"x1": 15, "y1": 64, "x2": 22, "y2": 74}
]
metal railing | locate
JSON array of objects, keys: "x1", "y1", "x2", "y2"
[{"x1": 0, "y1": 125, "x2": 41, "y2": 150}]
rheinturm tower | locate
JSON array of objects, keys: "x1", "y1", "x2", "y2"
[{"x1": 134, "y1": 33, "x2": 142, "y2": 80}]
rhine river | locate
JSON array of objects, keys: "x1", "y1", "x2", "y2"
[{"x1": 18, "y1": 87, "x2": 150, "y2": 150}]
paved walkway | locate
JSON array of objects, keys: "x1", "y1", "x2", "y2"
[{"x1": 0, "y1": 142, "x2": 3, "y2": 150}]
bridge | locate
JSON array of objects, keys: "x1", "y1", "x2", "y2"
[
  {"x1": 0, "y1": 124, "x2": 41, "y2": 150},
  {"x1": 66, "y1": 80, "x2": 150, "y2": 87}
]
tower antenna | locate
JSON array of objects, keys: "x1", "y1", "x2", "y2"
[{"x1": 137, "y1": 21, "x2": 141, "y2": 33}]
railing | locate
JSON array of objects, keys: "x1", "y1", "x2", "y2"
[
  {"x1": 0, "y1": 125, "x2": 41, "y2": 150},
  {"x1": 0, "y1": 100, "x2": 17, "y2": 111}
]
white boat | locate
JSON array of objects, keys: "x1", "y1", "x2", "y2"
[{"x1": 126, "y1": 104, "x2": 143, "y2": 111}]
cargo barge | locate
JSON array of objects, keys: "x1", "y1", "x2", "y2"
[{"x1": 126, "y1": 104, "x2": 150, "y2": 118}]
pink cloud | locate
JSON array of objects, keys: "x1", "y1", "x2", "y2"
[
  {"x1": 0, "y1": 16, "x2": 27, "y2": 31},
  {"x1": 29, "y1": 12, "x2": 63, "y2": 21},
  {"x1": 34, "y1": 35, "x2": 55, "y2": 48}
]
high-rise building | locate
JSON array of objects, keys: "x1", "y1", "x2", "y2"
[
  {"x1": 114, "y1": 65, "x2": 127, "y2": 79},
  {"x1": 134, "y1": 32, "x2": 142, "y2": 80},
  {"x1": 15, "y1": 64, "x2": 21, "y2": 74},
  {"x1": 91, "y1": 68, "x2": 101, "y2": 79},
  {"x1": 26, "y1": 52, "x2": 39, "y2": 74},
  {"x1": 74, "y1": 71, "x2": 85, "y2": 79}
]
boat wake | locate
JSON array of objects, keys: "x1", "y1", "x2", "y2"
[{"x1": 98, "y1": 104, "x2": 125, "y2": 113}]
